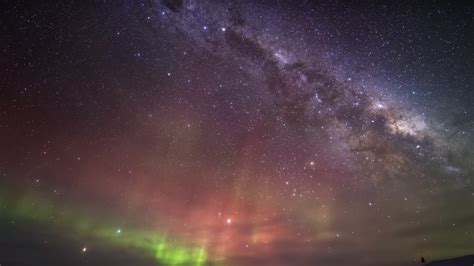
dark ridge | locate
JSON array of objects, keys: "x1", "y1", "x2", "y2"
[{"x1": 425, "y1": 255, "x2": 474, "y2": 266}]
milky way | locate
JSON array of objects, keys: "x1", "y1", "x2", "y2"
[{"x1": 0, "y1": 1, "x2": 473, "y2": 266}]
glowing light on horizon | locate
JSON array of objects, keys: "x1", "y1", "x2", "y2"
[{"x1": 0, "y1": 190, "x2": 209, "y2": 266}]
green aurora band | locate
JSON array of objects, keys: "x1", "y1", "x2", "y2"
[{"x1": 0, "y1": 189, "x2": 208, "y2": 265}]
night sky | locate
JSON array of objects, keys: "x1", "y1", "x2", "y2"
[{"x1": 0, "y1": 1, "x2": 473, "y2": 266}]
